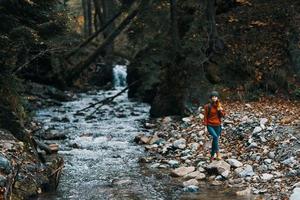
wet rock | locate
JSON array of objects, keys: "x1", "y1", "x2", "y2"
[
  {"x1": 211, "y1": 180, "x2": 222, "y2": 186},
  {"x1": 148, "y1": 135, "x2": 160, "y2": 145},
  {"x1": 236, "y1": 187, "x2": 251, "y2": 196},
  {"x1": 173, "y1": 138, "x2": 186, "y2": 149},
  {"x1": 281, "y1": 157, "x2": 297, "y2": 166},
  {"x1": 253, "y1": 127, "x2": 262, "y2": 134},
  {"x1": 168, "y1": 160, "x2": 179, "y2": 168},
  {"x1": 190, "y1": 143, "x2": 199, "y2": 151},
  {"x1": 0, "y1": 175, "x2": 7, "y2": 187},
  {"x1": 264, "y1": 159, "x2": 272, "y2": 164},
  {"x1": 171, "y1": 166, "x2": 195, "y2": 177},
  {"x1": 227, "y1": 159, "x2": 243, "y2": 168},
  {"x1": 260, "y1": 173, "x2": 273, "y2": 182},
  {"x1": 206, "y1": 160, "x2": 230, "y2": 175},
  {"x1": 260, "y1": 118, "x2": 268, "y2": 126},
  {"x1": 221, "y1": 170, "x2": 230, "y2": 179},
  {"x1": 198, "y1": 167, "x2": 205, "y2": 173},
  {"x1": 183, "y1": 185, "x2": 199, "y2": 192},
  {"x1": 293, "y1": 182, "x2": 300, "y2": 188},
  {"x1": 184, "y1": 171, "x2": 205, "y2": 180},
  {"x1": 42, "y1": 129, "x2": 67, "y2": 140},
  {"x1": 290, "y1": 188, "x2": 300, "y2": 200},
  {"x1": 268, "y1": 151, "x2": 275, "y2": 159},
  {"x1": 0, "y1": 155, "x2": 11, "y2": 173},
  {"x1": 183, "y1": 179, "x2": 199, "y2": 187},
  {"x1": 150, "y1": 163, "x2": 160, "y2": 168},
  {"x1": 247, "y1": 142, "x2": 258, "y2": 149},
  {"x1": 134, "y1": 135, "x2": 150, "y2": 144},
  {"x1": 182, "y1": 117, "x2": 192, "y2": 123},
  {"x1": 235, "y1": 165, "x2": 255, "y2": 177}
]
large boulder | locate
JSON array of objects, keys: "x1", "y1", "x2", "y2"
[
  {"x1": 206, "y1": 160, "x2": 231, "y2": 175},
  {"x1": 171, "y1": 166, "x2": 195, "y2": 177}
]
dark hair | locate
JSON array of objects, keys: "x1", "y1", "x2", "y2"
[{"x1": 209, "y1": 91, "x2": 219, "y2": 98}]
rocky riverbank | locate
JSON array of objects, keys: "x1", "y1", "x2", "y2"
[
  {"x1": 0, "y1": 81, "x2": 69, "y2": 200},
  {"x1": 135, "y1": 99, "x2": 300, "y2": 199},
  {"x1": 0, "y1": 129, "x2": 63, "y2": 199}
]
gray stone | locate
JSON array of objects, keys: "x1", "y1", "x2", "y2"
[
  {"x1": 264, "y1": 159, "x2": 272, "y2": 164},
  {"x1": 221, "y1": 170, "x2": 230, "y2": 179},
  {"x1": 268, "y1": 151, "x2": 275, "y2": 159},
  {"x1": 260, "y1": 118, "x2": 268, "y2": 126},
  {"x1": 190, "y1": 143, "x2": 199, "y2": 151},
  {"x1": 183, "y1": 179, "x2": 199, "y2": 187},
  {"x1": 252, "y1": 127, "x2": 262, "y2": 134},
  {"x1": 171, "y1": 166, "x2": 195, "y2": 177},
  {"x1": 206, "y1": 160, "x2": 231, "y2": 175},
  {"x1": 260, "y1": 173, "x2": 273, "y2": 182},
  {"x1": 168, "y1": 160, "x2": 179, "y2": 168},
  {"x1": 0, "y1": 156, "x2": 11, "y2": 173},
  {"x1": 150, "y1": 163, "x2": 160, "y2": 168},
  {"x1": 290, "y1": 188, "x2": 300, "y2": 200},
  {"x1": 173, "y1": 138, "x2": 186, "y2": 149},
  {"x1": 247, "y1": 142, "x2": 258, "y2": 149},
  {"x1": 0, "y1": 175, "x2": 7, "y2": 187},
  {"x1": 293, "y1": 182, "x2": 300, "y2": 188},
  {"x1": 235, "y1": 165, "x2": 255, "y2": 177},
  {"x1": 282, "y1": 157, "x2": 297, "y2": 166},
  {"x1": 184, "y1": 171, "x2": 203, "y2": 179},
  {"x1": 198, "y1": 167, "x2": 205, "y2": 173},
  {"x1": 183, "y1": 185, "x2": 199, "y2": 192},
  {"x1": 227, "y1": 159, "x2": 243, "y2": 168}
]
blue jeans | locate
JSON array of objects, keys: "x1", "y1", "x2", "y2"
[{"x1": 207, "y1": 125, "x2": 222, "y2": 156}]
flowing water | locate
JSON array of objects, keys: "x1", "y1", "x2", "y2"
[{"x1": 35, "y1": 66, "x2": 252, "y2": 200}]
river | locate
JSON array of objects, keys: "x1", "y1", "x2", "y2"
[{"x1": 35, "y1": 65, "x2": 250, "y2": 200}]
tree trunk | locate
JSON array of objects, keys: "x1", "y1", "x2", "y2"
[
  {"x1": 66, "y1": 5, "x2": 141, "y2": 85},
  {"x1": 82, "y1": 0, "x2": 93, "y2": 37},
  {"x1": 150, "y1": 0, "x2": 186, "y2": 117}
]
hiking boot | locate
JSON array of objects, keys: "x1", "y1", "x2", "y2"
[{"x1": 216, "y1": 152, "x2": 222, "y2": 160}]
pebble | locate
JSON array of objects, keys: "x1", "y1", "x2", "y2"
[
  {"x1": 260, "y1": 173, "x2": 273, "y2": 182},
  {"x1": 253, "y1": 127, "x2": 262, "y2": 134},
  {"x1": 173, "y1": 138, "x2": 186, "y2": 149}
]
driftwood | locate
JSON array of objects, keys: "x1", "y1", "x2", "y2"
[
  {"x1": 78, "y1": 81, "x2": 139, "y2": 118},
  {"x1": 34, "y1": 139, "x2": 53, "y2": 154}
]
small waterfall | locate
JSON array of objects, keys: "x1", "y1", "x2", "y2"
[{"x1": 113, "y1": 65, "x2": 127, "y2": 88}]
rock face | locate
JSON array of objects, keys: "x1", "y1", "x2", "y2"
[
  {"x1": 206, "y1": 160, "x2": 231, "y2": 175},
  {"x1": 171, "y1": 166, "x2": 195, "y2": 177}
]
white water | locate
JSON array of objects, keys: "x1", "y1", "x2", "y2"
[{"x1": 113, "y1": 65, "x2": 127, "y2": 88}]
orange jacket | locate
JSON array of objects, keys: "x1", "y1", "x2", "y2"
[{"x1": 203, "y1": 103, "x2": 225, "y2": 126}]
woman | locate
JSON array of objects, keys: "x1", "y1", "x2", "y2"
[{"x1": 203, "y1": 91, "x2": 225, "y2": 161}]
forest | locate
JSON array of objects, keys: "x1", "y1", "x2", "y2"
[{"x1": 0, "y1": 0, "x2": 299, "y2": 199}]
